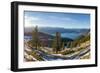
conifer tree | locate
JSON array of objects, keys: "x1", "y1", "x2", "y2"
[
  {"x1": 62, "y1": 42, "x2": 65, "y2": 50},
  {"x1": 70, "y1": 42, "x2": 73, "y2": 49},
  {"x1": 66, "y1": 42, "x2": 70, "y2": 48},
  {"x1": 31, "y1": 26, "x2": 40, "y2": 49},
  {"x1": 52, "y1": 32, "x2": 62, "y2": 53}
]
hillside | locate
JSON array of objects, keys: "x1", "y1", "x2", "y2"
[
  {"x1": 24, "y1": 27, "x2": 90, "y2": 61},
  {"x1": 75, "y1": 32, "x2": 90, "y2": 43}
]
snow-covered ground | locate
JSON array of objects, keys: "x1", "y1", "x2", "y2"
[{"x1": 24, "y1": 39, "x2": 90, "y2": 61}]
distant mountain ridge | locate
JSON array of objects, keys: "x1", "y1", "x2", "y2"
[
  {"x1": 25, "y1": 27, "x2": 90, "y2": 34},
  {"x1": 24, "y1": 31, "x2": 54, "y2": 38}
]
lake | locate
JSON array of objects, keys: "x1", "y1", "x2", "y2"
[
  {"x1": 24, "y1": 32, "x2": 82, "y2": 40},
  {"x1": 51, "y1": 32, "x2": 82, "y2": 40}
]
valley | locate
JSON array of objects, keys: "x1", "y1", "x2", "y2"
[{"x1": 24, "y1": 27, "x2": 90, "y2": 62}]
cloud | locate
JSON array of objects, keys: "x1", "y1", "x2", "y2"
[
  {"x1": 61, "y1": 17, "x2": 73, "y2": 21},
  {"x1": 24, "y1": 13, "x2": 77, "y2": 28},
  {"x1": 25, "y1": 15, "x2": 40, "y2": 27},
  {"x1": 25, "y1": 15, "x2": 40, "y2": 21},
  {"x1": 48, "y1": 15, "x2": 74, "y2": 22}
]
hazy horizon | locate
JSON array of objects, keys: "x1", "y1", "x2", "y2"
[{"x1": 24, "y1": 26, "x2": 90, "y2": 29}]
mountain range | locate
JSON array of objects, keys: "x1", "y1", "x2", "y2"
[{"x1": 24, "y1": 27, "x2": 90, "y2": 34}]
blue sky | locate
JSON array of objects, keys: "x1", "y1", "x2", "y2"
[{"x1": 24, "y1": 11, "x2": 90, "y2": 29}]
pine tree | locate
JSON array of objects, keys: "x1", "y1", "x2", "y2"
[
  {"x1": 62, "y1": 42, "x2": 65, "y2": 50},
  {"x1": 73, "y1": 41, "x2": 77, "y2": 47},
  {"x1": 31, "y1": 26, "x2": 40, "y2": 49},
  {"x1": 52, "y1": 32, "x2": 62, "y2": 53},
  {"x1": 66, "y1": 42, "x2": 70, "y2": 48},
  {"x1": 70, "y1": 42, "x2": 73, "y2": 49}
]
